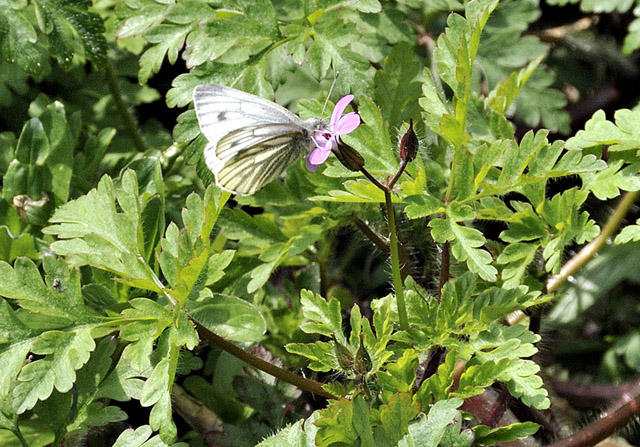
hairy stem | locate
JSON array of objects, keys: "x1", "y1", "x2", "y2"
[
  {"x1": 105, "y1": 62, "x2": 147, "y2": 153},
  {"x1": 385, "y1": 190, "x2": 408, "y2": 330},
  {"x1": 437, "y1": 241, "x2": 450, "y2": 302},
  {"x1": 194, "y1": 321, "x2": 336, "y2": 400},
  {"x1": 545, "y1": 377, "x2": 640, "y2": 447},
  {"x1": 387, "y1": 159, "x2": 408, "y2": 190},
  {"x1": 546, "y1": 190, "x2": 639, "y2": 293}
]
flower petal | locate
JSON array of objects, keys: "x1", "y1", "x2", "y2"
[
  {"x1": 331, "y1": 94, "x2": 354, "y2": 128},
  {"x1": 335, "y1": 112, "x2": 360, "y2": 135},
  {"x1": 306, "y1": 157, "x2": 318, "y2": 172},
  {"x1": 309, "y1": 147, "x2": 331, "y2": 165}
]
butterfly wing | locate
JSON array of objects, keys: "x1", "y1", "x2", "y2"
[
  {"x1": 193, "y1": 85, "x2": 319, "y2": 194},
  {"x1": 214, "y1": 124, "x2": 311, "y2": 195}
]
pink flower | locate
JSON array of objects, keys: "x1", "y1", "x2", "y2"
[{"x1": 306, "y1": 95, "x2": 360, "y2": 172}]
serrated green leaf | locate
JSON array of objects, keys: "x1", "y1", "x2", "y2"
[
  {"x1": 404, "y1": 195, "x2": 445, "y2": 219},
  {"x1": 256, "y1": 413, "x2": 320, "y2": 447},
  {"x1": 65, "y1": 338, "x2": 127, "y2": 435},
  {"x1": 580, "y1": 160, "x2": 640, "y2": 200},
  {"x1": 111, "y1": 424, "x2": 188, "y2": 447},
  {"x1": 615, "y1": 219, "x2": 640, "y2": 244},
  {"x1": 13, "y1": 327, "x2": 96, "y2": 413},
  {"x1": 430, "y1": 205, "x2": 497, "y2": 282},
  {"x1": 566, "y1": 109, "x2": 640, "y2": 151},
  {"x1": 298, "y1": 289, "x2": 345, "y2": 342},
  {"x1": 398, "y1": 399, "x2": 463, "y2": 447},
  {"x1": 374, "y1": 42, "x2": 422, "y2": 131},
  {"x1": 0, "y1": 257, "x2": 96, "y2": 323},
  {"x1": 44, "y1": 171, "x2": 160, "y2": 292}
]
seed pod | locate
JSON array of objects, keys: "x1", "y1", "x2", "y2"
[
  {"x1": 332, "y1": 139, "x2": 365, "y2": 171},
  {"x1": 399, "y1": 118, "x2": 418, "y2": 162}
]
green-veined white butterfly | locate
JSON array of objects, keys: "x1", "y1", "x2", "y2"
[{"x1": 193, "y1": 84, "x2": 324, "y2": 195}]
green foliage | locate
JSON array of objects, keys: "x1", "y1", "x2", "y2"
[{"x1": 1, "y1": 0, "x2": 640, "y2": 445}]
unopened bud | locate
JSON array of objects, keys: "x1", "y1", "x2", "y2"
[
  {"x1": 399, "y1": 118, "x2": 418, "y2": 162},
  {"x1": 334, "y1": 337, "x2": 354, "y2": 371},
  {"x1": 332, "y1": 139, "x2": 365, "y2": 171},
  {"x1": 354, "y1": 333, "x2": 372, "y2": 376}
]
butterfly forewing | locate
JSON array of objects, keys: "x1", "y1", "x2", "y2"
[{"x1": 193, "y1": 84, "x2": 322, "y2": 195}]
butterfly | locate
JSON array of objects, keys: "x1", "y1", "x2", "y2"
[{"x1": 192, "y1": 84, "x2": 325, "y2": 195}]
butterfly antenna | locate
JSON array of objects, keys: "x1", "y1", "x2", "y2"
[{"x1": 321, "y1": 71, "x2": 340, "y2": 115}]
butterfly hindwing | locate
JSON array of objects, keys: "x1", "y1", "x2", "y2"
[{"x1": 212, "y1": 126, "x2": 310, "y2": 195}]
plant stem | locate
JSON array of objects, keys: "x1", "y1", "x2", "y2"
[
  {"x1": 437, "y1": 241, "x2": 450, "y2": 303},
  {"x1": 194, "y1": 321, "x2": 336, "y2": 400},
  {"x1": 385, "y1": 190, "x2": 408, "y2": 330},
  {"x1": 387, "y1": 159, "x2": 408, "y2": 190},
  {"x1": 546, "y1": 190, "x2": 639, "y2": 293},
  {"x1": 105, "y1": 62, "x2": 147, "y2": 153},
  {"x1": 544, "y1": 377, "x2": 640, "y2": 447},
  {"x1": 360, "y1": 167, "x2": 388, "y2": 192}
]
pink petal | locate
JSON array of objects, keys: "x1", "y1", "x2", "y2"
[
  {"x1": 334, "y1": 112, "x2": 360, "y2": 135},
  {"x1": 331, "y1": 95, "x2": 354, "y2": 128},
  {"x1": 306, "y1": 157, "x2": 318, "y2": 172},
  {"x1": 308, "y1": 147, "x2": 331, "y2": 165}
]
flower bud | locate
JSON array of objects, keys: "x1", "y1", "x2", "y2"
[
  {"x1": 399, "y1": 118, "x2": 418, "y2": 163},
  {"x1": 333, "y1": 337, "x2": 354, "y2": 371},
  {"x1": 354, "y1": 334, "x2": 372, "y2": 376},
  {"x1": 332, "y1": 139, "x2": 365, "y2": 171}
]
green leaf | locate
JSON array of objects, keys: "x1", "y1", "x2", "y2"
[
  {"x1": 0, "y1": 257, "x2": 96, "y2": 323},
  {"x1": 32, "y1": 0, "x2": 107, "y2": 69},
  {"x1": 473, "y1": 422, "x2": 539, "y2": 445},
  {"x1": 373, "y1": 392, "x2": 421, "y2": 446},
  {"x1": 398, "y1": 399, "x2": 463, "y2": 447},
  {"x1": 566, "y1": 109, "x2": 640, "y2": 151},
  {"x1": 256, "y1": 413, "x2": 320, "y2": 447},
  {"x1": 540, "y1": 188, "x2": 599, "y2": 273},
  {"x1": 306, "y1": 22, "x2": 372, "y2": 96},
  {"x1": 580, "y1": 160, "x2": 640, "y2": 200},
  {"x1": 62, "y1": 338, "x2": 128, "y2": 436},
  {"x1": 0, "y1": 226, "x2": 38, "y2": 262},
  {"x1": 43, "y1": 171, "x2": 160, "y2": 292},
  {"x1": 497, "y1": 242, "x2": 538, "y2": 289},
  {"x1": 3, "y1": 98, "x2": 78, "y2": 207},
  {"x1": 187, "y1": 292, "x2": 266, "y2": 343},
  {"x1": 112, "y1": 425, "x2": 188, "y2": 447},
  {"x1": 403, "y1": 195, "x2": 445, "y2": 219},
  {"x1": 298, "y1": 289, "x2": 345, "y2": 342},
  {"x1": 615, "y1": 219, "x2": 640, "y2": 244},
  {"x1": 0, "y1": 2, "x2": 46, "y2": 75},
  {"x1": 430, "y1": 204, "x2": 497, "y2": 282},
  {"x1": 340, "y1": 95, "x2": 397, "y2": 175},
  {"x1": 13, "y1": 327, "x2": 96, "y2": 413},
  {"x1": 374, "y1": 42, "x2": 422, "y2": 132}
]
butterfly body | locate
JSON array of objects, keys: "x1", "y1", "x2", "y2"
[{"x1": 193, "y1": 84, "x2": 323, "y2": 195}]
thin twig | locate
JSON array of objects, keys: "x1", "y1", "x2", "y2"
[
  {"x1": 194, "y1": 321, "x2": 336, "y2": 400},
  {"x1": 387, "y1": 160, "x2": 408, "y2": 190},
  {"x1": 360, "y1": 167, "x2": 389, "y2": 192}
]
